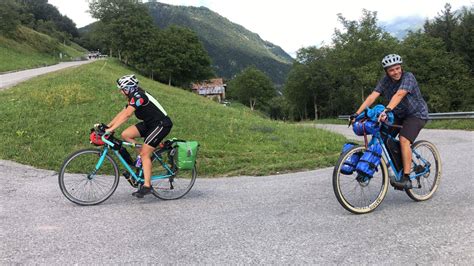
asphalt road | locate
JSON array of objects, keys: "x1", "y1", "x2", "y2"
[
  {"x1": 1, "y1": 125, "x2": 473, "y2": 264},
  {"x1": 0, "y1": 60, "x2": 94, "y2": 90}
]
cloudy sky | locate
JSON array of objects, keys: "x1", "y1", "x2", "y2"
[{"x1": 48, "y1": 0, "x2": 473, "y2": 55}]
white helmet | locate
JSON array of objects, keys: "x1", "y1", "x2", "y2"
[
  {"x1": 381, "y1": 54, "x2": 403, "y2": 69},
  {"x1": 116, "y1": 74, "x2": 138, "y2": 94}
]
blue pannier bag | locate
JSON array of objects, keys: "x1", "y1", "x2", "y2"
[
  {"x1": 340, "y1": 143, "x2": 361, "y2": 175},
  {"x1": 356, "y1": 143, "x2": 383, "y2": 178}
]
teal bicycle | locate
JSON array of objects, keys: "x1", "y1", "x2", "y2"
[{"x1": 58, "y1": 124, "x2": 197, "y2": 205}]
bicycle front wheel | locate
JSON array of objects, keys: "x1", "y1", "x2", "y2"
[
  {"x1": 332, "y1": 145, "x2": 389, "y2": 214},
  {"x1": 405, "y1": 140, "x2": 441, "y2": 201},
  {"x1": 58, "y1": 149, "x2": 120, "y2": 206},
  {"x1": 151, "y1": 152, "x2": 197, "y2": 200}
]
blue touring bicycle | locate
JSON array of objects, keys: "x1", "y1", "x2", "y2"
[{"x1": 332, "y1": 107, "x2": 441, "y2": 214}]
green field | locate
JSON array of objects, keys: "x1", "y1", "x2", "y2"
[
  {"x1": 0, "y1": 26, "x2": 87, "y2": 73},
  {"x1": 0, "y1": 60, "x2": 347, "y2": 177}
]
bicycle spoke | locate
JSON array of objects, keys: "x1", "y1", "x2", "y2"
[
  {"x1": 333, "y1": 145, "x2": 389, "y2": 214},
  {"x1": 59, "y1": 149, "x2": 119, "y2": 205},
  {"x1": 405, "y1": 141, "x2": 441, "y2": 201}
]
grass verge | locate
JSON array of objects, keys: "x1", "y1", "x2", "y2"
[
  {"x1": 425, "y1": 119, "x2": 474, "y2": 131},
  {"x1": 0, "y1": 26, "x2": 87, "y2": 73},
  {"x1": 0, "y1": 60, "x2": 347, "y2": 177}
]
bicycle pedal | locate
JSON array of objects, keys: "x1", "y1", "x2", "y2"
[
  {"x1": 391, "y1": 180, "x2": 408, "y2": 190},
  {"x1": 393, "y1": 186, "x2": 404, "y2": 191},
  {"x1": 414, "y1": 165, "x2": 425, "y2": 174}
]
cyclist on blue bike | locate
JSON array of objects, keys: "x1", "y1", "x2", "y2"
[
  {"x1": 105, "y1": 74, "x2": 173, "y2": 198},
  {"x1": 350, "y1": 54, "x2": 429, "y2": 189}
]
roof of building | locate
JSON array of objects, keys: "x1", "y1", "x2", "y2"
[{"x1": 192, "y1": 78, "x2": 226, "y2": 90}]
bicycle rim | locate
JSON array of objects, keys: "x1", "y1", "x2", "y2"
[
  {"x1": 405, "y1": 140, "x2": 441, "y2": 201},
  {"x1": 58, "y1": 149, "x2": 119, "y2": 206},
  {"x1": 333, "y1": 146, "x2": 389, "y2": 214},
  {"x1": 151, "y1": 152, "x2": 196, "y2": 200}
]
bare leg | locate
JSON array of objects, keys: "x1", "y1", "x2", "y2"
[
  {"x1": 121, "y1": 125, "x2": 141, "y2": 144},
  {"x1": 400, "y1": 136, "x2": 412, "y2": 175},
  {"x1": 140, "y1": 144, "x2": 155, "y2": 188}
]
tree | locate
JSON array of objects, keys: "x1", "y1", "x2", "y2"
[
  {"x1": 401, "y1": 31, "x2": 473, "y2": 112},
  {"x1": 331, "y1": 10, "x2": 399, "y2": 104},
  {"x1": 88, "y1": 0, "x2": 154, "y2": 63},
  {"x1": 453, "y1": 7, "x2": 474, "y2": 72},
  {"x1": 267, "y1": 96, "x2": 291, "y2": 120},
  {"x1": 424, "y1": 3, "x2": 458, "y2": 52},
  {"x1": 228, "y1": 66, "x2": 275, "y2": 111},
  {"x1": 150, "y1": 26, "x2": 213, "y2": 86},
  {"x1": 284, "y1": 62, "x2": 312, "y2": 120},
  {"x1": 17, "y1": 0, "x2": 78, "y2": 38},
  {"x1": 286, "y1": 10, "x2": 398, "y2": 118},
  {"x1": 0, "y1": 0, "x2": 20, "y2": 36}
]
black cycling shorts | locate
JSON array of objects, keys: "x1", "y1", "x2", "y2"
[
  {"x1": 385, "y1": 116, "x2": 427, "y2": 143},
  {"x1": 135, "y1": 121, "x2": 172, "y2": 148}
]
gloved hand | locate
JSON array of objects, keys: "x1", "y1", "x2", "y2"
[
  {"x1": 349, "y1": 113, "x2": 359, "y2": 122},
  {"x1": 378, "y1": 108, "x2": 392, "y2": 123},
  {"x1": 348, "y1": 113, "x2": 359, "y2": 127},
  {"x1": 93, "y1": 123, "x2": 109, "y2": 131}
]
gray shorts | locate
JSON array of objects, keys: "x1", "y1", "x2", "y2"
[{"x1": 386, "y1": 116, "x2": 427, "y2": 143}]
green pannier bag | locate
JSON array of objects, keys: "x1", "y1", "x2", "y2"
[{"x1": 175, "y1": 141, "x2": 199, "y2": 170}]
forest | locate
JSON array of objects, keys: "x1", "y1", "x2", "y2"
[{"x1": 279, "y1": 5, "x2": 473, "y2": 120}]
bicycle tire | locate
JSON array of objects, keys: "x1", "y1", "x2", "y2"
[
  {"x1": 150, "y1": 150, "x2": 197, "y2": 200},
  {"x1": 58, "y1": 149, "x2": 120, "y2": 206},
  {"x1": 405, "y1": 140, "x2": 442, "y2": 201},
  {"x1": 332, "y1": 145, "x2": 389, "y2": 214}
]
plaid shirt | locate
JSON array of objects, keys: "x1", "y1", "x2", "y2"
[{"x1": 374, "y1": 72, "x2": 429, "y2": 120}]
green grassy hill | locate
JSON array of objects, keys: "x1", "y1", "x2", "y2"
[
  {"x1": 0, "y1": 26, "x2": 87, "y2": 73},
  {"x1": 0, "y1": 60, "x2": 346, "y2": 177}
]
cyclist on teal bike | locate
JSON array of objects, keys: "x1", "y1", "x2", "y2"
[
  {"x1": 105, "y1": 74, "x2": 173, "y2": 198},
  {"x1": 350, "y1": 54, "x2": 429, "y2": 189}
]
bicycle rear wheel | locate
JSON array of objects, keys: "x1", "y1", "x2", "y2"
[
  {"x1": 332, "y1": 145, "x2": 389, "y2": 214},
  {"x1": 405, "y1": 140, "x2": 441, "y2": 201},
  {"x1": 58, "y1": 149, "x2": 120, "y2": 206},
  {"x1": 150, "y1": 151, "x2": 197, "y2": 200}
]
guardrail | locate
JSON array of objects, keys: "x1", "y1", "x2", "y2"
[{"x1": 338, "y1": 111, "x2": 474, "y2": 120}]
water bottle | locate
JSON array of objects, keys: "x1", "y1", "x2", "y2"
[{"x1": 135, "y1": 155, "x2": 142, "y2": 168}]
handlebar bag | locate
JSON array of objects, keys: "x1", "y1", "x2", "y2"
[{"x1": 353, "y1": 120, "x2": 380, "y2": 136}]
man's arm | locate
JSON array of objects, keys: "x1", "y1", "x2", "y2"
[
  {"x1": 379, "y1": 89, "x2": 408, "y2": 122},
  {"x1": 355, "y1": 91, "x2": 381, "y2": 115},
  {"x1": 386, "y1": 89, "x2": 408, "y2": 110}
]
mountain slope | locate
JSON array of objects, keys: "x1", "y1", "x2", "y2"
[{"x1": 146, "y1": 2, "x2": 293, "y2": 85}]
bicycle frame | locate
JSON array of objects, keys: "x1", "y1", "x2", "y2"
[
  {"x1": 98, "y1": 135, "x2": 175, "y2": 183},
  {"x1": 368, "y1": 129, "x2": 431, "y2": 182}
]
